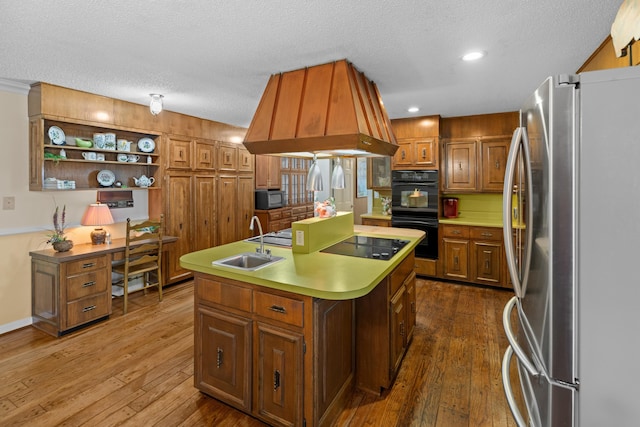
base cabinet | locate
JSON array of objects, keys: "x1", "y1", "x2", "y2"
[
  {"x1": 355, "y1": 253, "x2": 416, "y2": 394},
  {"x1": 31, "y1": 255, "x2": 111, "y2": 336},
  {"x1": 194, "y1": 274, "x2": 354, "y2": 427}
]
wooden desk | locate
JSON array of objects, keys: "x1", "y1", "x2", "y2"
[{"x1": 29, "y1": 236, "x2": 177, "y2": 337}]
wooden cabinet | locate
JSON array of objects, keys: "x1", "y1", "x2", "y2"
[
  {"x1": 255, "y1": 155, "x2": 282, "y2": 190},
  {"x1": 441, "y1": 224, "x2": 508, "y2": 288},
  {"x1": 30, "y1": 254, "x2": 111, "y2": 336},
  {"x1": 355, "y1": 252, "x2": 416, "y2": 394},
  {"x1": 392, "y1": 138, "x2": 438, "y2": 170},
  {"x1": 442, "y1": 136, "x2": 510, "y2": 193},
  {"x1": 367, "y1": 157, "x2": 391, "y2": 189},
  {"x1": 162, "y1": 137, "x2": 254, "y2": 282},
  {"x1": 29, "y1": 117, "x2": 161, "y2": 191},
  {"x1": 194, "y1": 274, "x2": 354, "y2": 427}
]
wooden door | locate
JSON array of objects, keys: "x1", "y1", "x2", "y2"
[
  {"x1": 473, "y1": 241, "x2": 502, "y2": 285},
  {"x1": 194, "y1": 175, "x2": 216, "y2": 251},
  {"x1": 217, "y1": 175, "x2": 238, "y2": 245},
  {"x1": 404, "y1": 272, "x2": 417, "y2": 343},
  {"x1": 194, "y1": 140, "x2": 216, "y2": 171},
  {"x1": 195, "y1": 306, "x2": 251, "y2": 411},
  {"x1": 443, "y1": 238, "x2": 470, "y2": 280},
  {"x1": 445, "y1": 140, "x2": 477, "y2": 191},
  {"x1": 237, "y1": 175, "x2": 254, "y2": 240},
  {"x1": 165, "y1": 174, "x2": 192, "y2": 281},
  {"x1": 166, "y1": 135, "x2": 192, "y2": 170},
  {"x1": 392, "y1": 139, "x2": 414, "y2": 168},
  {"x1": 255, "y1": 155, "x2": 281, "y2": 190},
  {"x1": 481, "y1": 138, "x2": 509, "y2": 191},
  {"x1": 254, "y1": 322, "x2": 304, "y2": 427},
  {"x1": 414, "y1": 138, "x2": 438, "y2": 168},
  {"x1": 390, "y1": 285, "x2": 407, "y2": 376}
]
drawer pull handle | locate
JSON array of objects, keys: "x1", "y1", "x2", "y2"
[
  {"x1": 452, "y1": 230, "x2": 461, "y2": 234},
  {"x1": 411, "y1": 301, "x2": 416, "y2": 314},
  {"x1": 82, "y1": 305, "x2": 96, "y2": 312},
  {"x1": 274, "y1": 369, "x2": 281, "y2": 391},
  {"x1": 82, "y1": 262, "x2": 96, "y2": 268},
  {"x1": 269, "y1": 305, "x2": 286, "y2": 314},
  {"x1": 82, "y1": 281, "x2": 96, "y2": 288},
  {"x1": 400, "y1": 321, "x2": 405, "y2": 337},
  {"x1": 216, "y1": 347, "x2": 223, "y2": 368},
  {"x1": 481, "y1": 232, "x2": 493, "y2": 237}
]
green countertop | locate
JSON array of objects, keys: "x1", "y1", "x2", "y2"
[
  {"x1": 439, "y1": 213, "x2": 503, "y2": 228},
  {"x1": 180, "y1": 225, "x2": 425, "y2": 300},
  {"x1": 360, "y1": 213, "x2": 392, "y2": 220}
]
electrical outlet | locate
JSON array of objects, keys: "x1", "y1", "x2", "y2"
[{"x1": 2, "y1": 196, "x2": 15, "y2": 210}]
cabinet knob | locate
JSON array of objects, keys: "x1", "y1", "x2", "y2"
[
  {"x1": 495, "y1": 161, "x2": 500, "y2": 169},
  {"x1": 401, "y1": 150, "x2": 406, "y2": 160},
  {"x1": 273, "y1": 369, "x2": 281, "y2": 391},
  {"x1": 422, "y1": 148, "x2": 426, "y2": 158}
]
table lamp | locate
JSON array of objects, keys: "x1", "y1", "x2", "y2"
[{"x1": 81, "y1": 203, "x2": 114, "y2": 244}]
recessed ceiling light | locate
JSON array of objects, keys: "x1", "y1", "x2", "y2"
[
  {"x1": 407, "y1": 106, "x2": 420, "y2": 113},
  {"x1": 462, "y1": 51, "x2": 486, "y2": 61}
]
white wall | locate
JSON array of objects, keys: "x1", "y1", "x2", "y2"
[{"x1": 0, "y1": 85, "x2": 149, "y2": 334}]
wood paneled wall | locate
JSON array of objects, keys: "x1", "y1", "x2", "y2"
[
  {"x1": 390, "y1": 115, "x2": 440, "y2": 139},
  {"x1": 578, "y1": 35, "x2": 640, "y2": 73},
  {"x1": 441, "y1": 111, "x2": 519, "y2": 139}
]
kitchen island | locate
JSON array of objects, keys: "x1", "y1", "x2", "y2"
[{"x1": 180, "y1": 223, "x2": 424, "y2": 427}]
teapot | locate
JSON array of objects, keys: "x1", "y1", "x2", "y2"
[{"x1": 133, "y1": 175, "x2": 155, "y2": 187}]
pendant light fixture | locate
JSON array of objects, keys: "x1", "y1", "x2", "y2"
[
  {"x1": 306, "y1": 154, "x2": 324, "y2": 192},
  {"x1": 149, "y1": 94, "x2": 164, "y2": 115},
  {"x1": 331, "y1": 157, "x2": 345, "y2": 189}
]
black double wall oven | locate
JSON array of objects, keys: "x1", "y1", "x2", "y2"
[{"x1": 391, "y1": 170, "x2": 439, "y2": 260}]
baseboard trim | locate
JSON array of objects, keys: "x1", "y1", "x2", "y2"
[{"x1": 0, "y1": 317, "x2": 33, "y2": 336}]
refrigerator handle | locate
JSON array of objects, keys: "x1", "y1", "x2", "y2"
[
  {"x1": 502, "y1": 346, "x2": 528, "y2": 427},
  {"x1": 503, "y1": 127, "x2": 524, "y2": 298},
  {"x1": 503, "y1": 296, "x2": 538, "y2": 376}
]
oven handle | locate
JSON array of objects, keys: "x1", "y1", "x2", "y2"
[
  {"x1": 392, "y1": 219, "x2": 439, "y2": 227},
  {"x1": 392, "y1": 182, "x2": 438, "y2": 188}
]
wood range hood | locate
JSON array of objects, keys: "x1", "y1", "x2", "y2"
[{"x1": 243, "y1": 59, "x2": 398, "y2": 158}]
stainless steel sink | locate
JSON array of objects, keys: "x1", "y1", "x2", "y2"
[{"x1": 212, "y1": 252, "x2": 285, "y2": 271}]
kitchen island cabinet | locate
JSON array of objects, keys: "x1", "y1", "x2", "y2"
[{"x1": 183, "y1": 225, "x2": 424, "y2": 427}]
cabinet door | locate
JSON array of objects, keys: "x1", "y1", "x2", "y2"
[
  {"x1": 166, "y1": 135, "x2": 193, "y2": 170},
  {"x1": 194, "y1": 175, "x2": 216, "y2": 251},
  {"x1": 165, "y1": 174, "x2": 193, "y2": 281},
  {"x1": 254, "y1": 322, "x2": 304, "y2": 427},
  {"x1": 195, "y1": 306, "x2": 251, "y2": 412},
  {"x1": 390, "y1": 285, "x2": 407, "y2": 376},
  {"x1": 195, "y1": 140, "x2": 216, "y2": 171},
  {"x1": 392, "y1": 140, "x2": 414, "y2": 168},
  {"x1": 218, "y1": 143, "x2": 238, "y2": 171},
  {"x1": 443, "y1": 238, "x2": 470, "y2": 280},
  {"x1": 255, "y1": 155, "x2": 281, "y2": 190},
  {"x1": 237, "y1": 175, "x2": 255, "y2": 240},
  {"x1": 445, "y1": 140, "x2": 477, "y2": 191},
  {"x1": 367, "y1": 157, "x2": 391, "y2": 189},
  {"x1": 238, "y1": 146, "x2": 254, "y2": 173},
  {"x1": 481, "y1": 139, "x2": 509, "y2": 191},
  {"x1": 472, "y1": 241, "x2": 502, "y2": 285},
  {"x1": 217, "y1": 176, "x2": 238, "y2": 245},
  {"x1": 414, "y1": 138, "x2": 438, "y2": 168},
  {"x1": 404, "y1": 272, "x2": 417, "y2": 343}
]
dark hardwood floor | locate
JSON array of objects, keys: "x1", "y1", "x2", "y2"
[{"x1": 0, "y1": 278, "x2": 519, "y2": 426}]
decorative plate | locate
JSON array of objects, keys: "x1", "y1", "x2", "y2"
[
  {"x1": 138, "y1": 137, "x2": 155, "y2": 153},
  {"x1": 97, "y1": 169, "x2": 116, "y2": 187},
  {"x1": 48, "y1": 126, "x2": 66, "y2": 145}
]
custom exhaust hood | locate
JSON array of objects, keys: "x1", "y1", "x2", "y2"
[{"x1": 243, "y1": 59, "x2": 398, "y2": 158}]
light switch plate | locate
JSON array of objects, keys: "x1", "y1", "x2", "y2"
[
  {"x1": 295, "y1": 230, "x2": 305, "y2": 246},
  {"x1": 2, "y1": 196, "x2": 15, "y2": 210}
]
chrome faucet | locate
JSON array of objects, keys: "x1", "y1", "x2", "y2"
[{"x1": 249, "y1": 216, "x2": 270, "y2": 258}]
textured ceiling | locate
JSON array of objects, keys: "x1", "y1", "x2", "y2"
[{"x1": 0, "y1": 0, "x2": 623, "y2": 128}]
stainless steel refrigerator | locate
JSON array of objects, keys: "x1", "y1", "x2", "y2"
[{"x1": 501, "y1": 66, "x2": 640, "y2": 426}]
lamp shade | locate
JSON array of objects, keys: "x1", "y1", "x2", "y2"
[
  {"x1": 81, "y1": 203, "x2": 114, "y2": 244},
  {"x1": 149, "y1": 94, "x2": 164, "y2": 115},
  {"x1": 306, "y1": 154, "x2": 324, "y2": 192},
  {"x1": 331, "y1": 157, "x2": 345, "y2": 189}
]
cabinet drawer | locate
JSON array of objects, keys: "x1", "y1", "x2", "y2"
[
  {"x1": 253, "y1": 291, "x2": 304, "y2": 328},
  {"x1": 66, "y1": 270, "x2": 108, "y2": 301},
  {"x1": 442, "y1": 224, "x2": 470, "y2": 239},
  {"x1": 291, "y1": 206, "x2": 306, "y2": 216},
  {"x1": 66, "y1": 293, "x2": 110, "y2": 327},
  {"x1": 281, "y1": 208, "x2": 292, "y2": 218},
  {"x1": 268, "y1": 210, "x2": 283, "y2": 221},
  {"x1": 390, "y1": 252, "x2": 415, "y2": 296},
  {"x1": 470, "y1": 227, "x2": 502, "y2": 241},
  {"x1": 197, "y1": 277, "x2": 252, "y2": 313},
  {"x1": 65, "y1": 256, "x2": 108, "y2": 276}
]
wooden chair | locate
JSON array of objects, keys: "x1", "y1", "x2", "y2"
[{"x1": 112, "y1": 215, "x2": 163, "y2": 314}]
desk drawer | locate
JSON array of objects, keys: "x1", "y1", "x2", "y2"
[
  {"x1": 66, "y1": 293, "x2": 110, "y2": 328},
  {"x1": 470, "y1": 227, "x2": 502, "y2": 241},
  {"x1": 66, "y1": 256, "x2": 108, "y2": 276},
  {"x1": 66, "y1": 270, "x2": 109, "y2": 300},
  {"x1": 253, "y1": 291, "x2": 304, "y2": 328}
]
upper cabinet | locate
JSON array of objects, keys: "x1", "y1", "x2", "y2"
[
  {"x1": 392, "y1": 138, "x2": 438, "y2": 170},
  {"x1": 390, "y1": 115, "x2": 441, "y2": 171},
  {"x1": 578, "y1": 35, "x2": 640, "y2": 73},
  {"x1": 367, "y1": 157, "x2": 391, "y2": 189},
  {"x1": 255, "y1": 155, "x2": 282, "y2": 190}
]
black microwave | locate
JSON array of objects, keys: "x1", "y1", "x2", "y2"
[{"x1": 255, "y1": 190, "x2": 286, "y2": 210}]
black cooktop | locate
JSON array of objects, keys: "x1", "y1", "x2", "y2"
[{"x1": 320, "y1": 236, "x2": 410, "y2": 260}]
